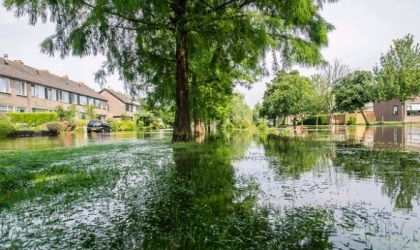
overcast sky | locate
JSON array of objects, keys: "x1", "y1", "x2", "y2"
[{"x1": 1, "y1": 0, "x2": 420, "y2": 106}]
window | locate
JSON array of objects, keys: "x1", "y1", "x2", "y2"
[
  {"x1": 393, "y1": 105, "x2": 398, "y2": 115},
  {"x1": 48, "y1": 88, "x2": 57, "y2": 100},
  {"x1": 17, "y1": 107, "x2": 27, "y2": 112},
  {"x1": 0, "y1": 77, "x2": 10, "y2": 93},
  {"x1": 32, "y1": 108, "x2": 48, "y2": 112},
  {"x1": 16, "y1": 81, "x2": 26, "y2": 96},
  {"x1": 31, "y1": 84, "x2": 46, "y2": 99},
  {"x1": 62, "y1": 91, "x2": 69, "y2": 103},
  {"x1": 407, "y1": 104, "x2": 420, "y2": 116},
  {"x1": 69, "y1": 93, "x2": 76, "y2": 104},
  {"x1": 79, "y1": 95, "x2": 87, "y2": 105},
  {"x1": 0, "y1": 105, "x2": 13, "y2": 112}
]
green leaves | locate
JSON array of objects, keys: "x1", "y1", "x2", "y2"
[
  {"x1": 333, "y1": 70, "x2": 373, "y2": 113},
  {"x1": 374, "y1": 34, "x2": 420, "y2": 102}
]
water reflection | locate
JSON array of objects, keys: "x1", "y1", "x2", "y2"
[
  {"x1": 123, "y1": 140, "x2": 335, "y2": 249},
  {"x1": 236, "y1": 133, "x2": 420, "y2": 249},
  {"x1": 0, "y1": 130, "x2": 173, "y2": 152}
]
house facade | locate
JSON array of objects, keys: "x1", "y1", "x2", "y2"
[
  {"x1": 374, "y1": 97, "x2": 420, "y2": 122},
  {"x1": 0, "y1": 56, "x2": 109, "y2": 118},
  {"x1": 99, "y1": 88, "x2": 140, "y2": 120}
]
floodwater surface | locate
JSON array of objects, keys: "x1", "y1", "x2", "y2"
[{"x1": 1, "y1": 126, "x2": 420, "y2": 249}]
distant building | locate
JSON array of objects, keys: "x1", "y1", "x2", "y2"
[
  {"x1": 99, "y1": 88, "x2": 140, "y2": 120},
  {"x1": 0, "y1": 55, "x2": 108, "y2": 118},
  {"x1": 374, "y1": 98, "x2": 420, "y2": 122}
]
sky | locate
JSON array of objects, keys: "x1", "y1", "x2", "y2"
[{"x1": 1, "y1": 0, "x2": 420, "y2": 107}]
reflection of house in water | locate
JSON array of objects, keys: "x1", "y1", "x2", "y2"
[{"x1": 371, "y1": 126, "x2": 420, "y2": 150}]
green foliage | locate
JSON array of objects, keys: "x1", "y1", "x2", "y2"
[
  {"x1": 44, "y1": 121, "x2": 65, "y2": 132},
  {"x1": 257, "y1": 119, "x2": 268, "y2": 132},
  {"x1": 54, "y1": 104, "x2": 77, "y2": 121},
  {"x1": 311, "y1": 59, "x2": 352, "y2": 115},
  {"x1": 347, "y1": 116, "x2": 357, "y2": 125},
  {"x1": 374, "y1": 34, "x2": 420, "y2": 102},
  {"x1": 0, "y1": 120, "x2": 16, "y2": 137},
  {"x1": 115, "y1": 120, "x2": 137, "y2": 132},
  {"x1": 84, "y1": 104, "x2": 96, "y2": 120},
  {"x1": 261, "y1": 71, "x2": 318, "y2": 120},
  {"x1": 4, "y1": 0, "x2": 338, "y2": 141},
  {"x1": 134, "y1": 111, "x2": 164, "y2": 130},
  {"x1": 106, "y1": 119, "x2": 117, "y2": 132},
  {"x1": 333, "y1": 70, "x2": 374, "y2": 113},
  {"x1": 73, "y1": 119, "x2": 89, "y2": 132},
  {"x1": 302, "y1": 115, "x2": 329, "y2": 125},
  {"x1": 226, "y1": 93, "x2": 253, "y2": 129},
  {"x1": 6, "y1": 112, "x2": 58, "y2": 126}
]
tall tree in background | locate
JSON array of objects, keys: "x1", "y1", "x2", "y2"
[
  {"x1": 313, "y1": 59, "x2": 352, "y2": 123},
  {"x1": 374, "y1": 34, "x2": 420, "y2": 122},
  {"x1": 5, "y1": 0, "x2": 338, "y2": 142},
  {"x1": 261, "y1": 70, "x2": 317, "y2": 125},
  {"x1": 333, "y1": 70, "x2": 374, "y2": 125}
]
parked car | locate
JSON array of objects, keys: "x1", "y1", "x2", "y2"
[{"x1": 86, "y1": 120, "x2": 112, "y2": 133}]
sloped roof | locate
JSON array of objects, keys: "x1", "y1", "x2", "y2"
[
  {"x1": 0, "y1": 57, "x2": 106, "y2": 101},
  {"x1": 99, "y1": 88, "x2": 140, "y2": 105}
]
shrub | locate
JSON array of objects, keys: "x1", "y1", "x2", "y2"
[
  {"x1": 115, "y1": 120, "x2": 136, "y2": 131},
  {"x1": 44, "y1": 122, "x2": 65, "y2": 132},
  {"x1": 302, "y1": 115, "x2": 329, "y2": 125},
  {"x1": 6, "y1": 112, "x2": 58, "y2": 126},
  {"x1": 0, "y1": 120, "x2": 16, "y2": 138},
  {"x1": 257, "y1": 119, "x2": 268, "y2": 132},
  {"x1": 222, "y1": 121, "x2": 234, "y2": 130},
  {"x1": 347, "y1": 116, "x2": 357, "y2": 125},
  {"x1": 73, "y1": 119, "x2": 89, "y2": 132},
  {"x1": 106, "y1": 119, "x2": 117, "y2": 132}
]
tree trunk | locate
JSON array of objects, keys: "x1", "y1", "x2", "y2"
[
  {"x1": 401, "y1": 102, "x2": 405, "y2": 123},
  {"x1": 172, "y1": 1, "x2": 192, "y2": 142},
  {"x1": 360, "y1": 109, "x2": 370, "y2": 126}
]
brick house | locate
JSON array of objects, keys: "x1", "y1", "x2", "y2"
[
  {"x1": 0, "y1": 56, "x2": 108, "y2": 118},
  {"x1": 374, "y1": 97, "x2": 420, "y2": 122},
  {"x1": 99, "y1": 88, "x2": 140, "y2": 120}
]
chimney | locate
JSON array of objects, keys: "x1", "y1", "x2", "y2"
[{"x1": 3, "y1": 54, "x2": 8, "y2": 65}]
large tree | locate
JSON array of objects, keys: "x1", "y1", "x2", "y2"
[
  {"x1": 374, "y1": 34, "x2": 420, "y2": 122},
  {"x1": 312, "y1": 58, "x2": 352, "y2": 123},
  {"x1": 333, "y1": 70, "x2": 374, "y2": 125},
  {"x1": 5, "y1": 0, "x2": 338, "y2": 142},
  {"x1": 261, "y1": 70, "x2": 317, "y2": 125}
]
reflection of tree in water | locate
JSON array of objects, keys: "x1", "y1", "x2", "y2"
[
  {"x1": 112, "y1": 138, "x2": 335, "y2": 249},
  {"x1": 334, "y1": 147, "x2": 420, "y2": 211},
  {"x1": 262, "y1": 134, "x2": 329, "y2": 179}
]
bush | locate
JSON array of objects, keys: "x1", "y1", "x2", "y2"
[
  {"x1": 0, "y1": 120, "x2": 16, "y2": 138},
  {"x1": 115, "y1": 120, "x2": 136, "y2": 131},
  {"x1": 44, "y1": 122, "x2": 65, "y2": 132},
  {"x1": 73, "y1": 119, "x2": 89, "y2": 132},
  {"x1": 347, "y1": 116, "x2": 357, "y2": 125},
  {"x1": 257, "y1": 119, "x2": 268, "y2": 132},
  {"x1": 6, "y1": 112, "x2": 58, "y2": 126},
  {"x1": 302, "y1": 115, "x2": 329, "y2": 125},
  {"x1": 106, "y1": 119, "x2": 117, "y2": 132}
]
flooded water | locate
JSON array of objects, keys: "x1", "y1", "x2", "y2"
[{"x1": 2, "y1": 126, "x2": 420, "y2": 249}]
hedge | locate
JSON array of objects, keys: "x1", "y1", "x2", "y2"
[
  {"x1": 6, "y1": 112, "x2": 58, "y2": 126},
  {"x1": 302, "y1": 115, "x2": 329, "y2": 125},
  {"x1": 0, "y1": 120, "x2": 16, "y2": 137}
]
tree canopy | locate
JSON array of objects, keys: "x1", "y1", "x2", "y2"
[
  {"x1": 5, "y1": 0, "x2": 338, "y2": 141},
  {"x1": 261, "y1": 70, "x2": 317, "y2": 125},
  {"x1": 333, "y1": 70, "x2": 374, "y2": 125},
  {"x1": 374, "y1": 34, "x2": 420, "y2": 103}
]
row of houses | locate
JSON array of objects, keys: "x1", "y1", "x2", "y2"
[{"x1": 0, "y1": 56, "x2": 140, "y2": 120}]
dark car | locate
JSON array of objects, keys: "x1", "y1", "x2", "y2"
[{"x1": 87, "y1": 120, "x2": 112, "y2": 133}]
